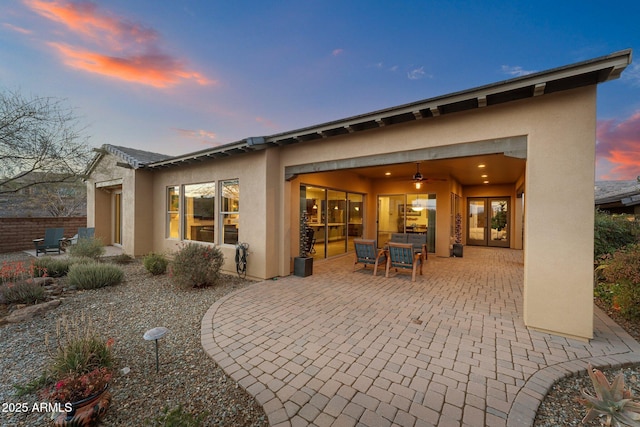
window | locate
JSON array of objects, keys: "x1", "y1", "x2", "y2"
[
  {"x1": 220, "y1": 180, "x2": 239, "y2": 245},
  {"x1": 183, "y1": 182, "x2": 215, "y2": 243},
  {"x1": 167, "y1": 186, "x2": 180, "y2": 238}
]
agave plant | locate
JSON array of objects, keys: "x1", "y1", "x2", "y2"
[{"x1": 578, "y1": 363, "x2": 640, "y2": 426}]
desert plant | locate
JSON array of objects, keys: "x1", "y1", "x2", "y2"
[
  {"x1": 111, "y1": 253, "x2": 134, "y2": 264},
  {"x1": 32, "y1": 257, "x2": 71, "y2": 278},
  {"x1": 1, "y1": 281, "x2": 45, "y2": 304},
  {"x1": 144, "y1": 252, "x2": 168, "y2": 275},
  {"x1": 578, "y1": 363, "x2": 640, "y2": 426},
  {"x1": 68, "y1": 263, "x2": 124, "y2": 290},
  {"x1": 68, "y1": 237, "x2": 106, "y2": 259},
  {"x1": 47, "y1": 312, "x2": 114, "y2": 378},
  {"x1": 170, "y1": 243, "x2": 224, "y2": 288},
  {"x1": 594, "y1": 210, "x2": 639, "y2": 258},
  {"x1": 599, "y1": 245, "x2": 640, "y2": 319},
  {"x1": 147, "y1": 405, "x2": 209, "y2": 427}
]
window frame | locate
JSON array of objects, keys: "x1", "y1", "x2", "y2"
[{"x1": 219, "y1": 179, "x2": 239, "y2": 246}]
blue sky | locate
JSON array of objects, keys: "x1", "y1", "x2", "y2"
[{"x1": 1, "y1": 1, "x2": 639, "y2": 179}]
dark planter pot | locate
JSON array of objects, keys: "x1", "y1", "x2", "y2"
[
  {"x1": 53, "y1": 384, "x2": 111, "y2": 427},
  {"x1": 294, "y1": 257, "x2": 313, "y2": 277},
  {"x1": 452, "y1": 243, "x2": 463, "y2": 258}
]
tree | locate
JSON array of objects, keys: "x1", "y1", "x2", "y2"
[{"x1": 0, "y1": 90, "x2": 93, "y2": 194}]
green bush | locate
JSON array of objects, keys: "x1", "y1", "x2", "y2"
[
  {"x1": 32, "y1": 257, "x2": 71, "y2": 278},
  {"x1": 599, "y1": 244, "x2": 640, "y2": 319},
  {"x1": 68, "y1": 237, "x2": 106, "y2": 259},
  {"x1": 143, "y1": 252, "x2": 168, "y2": 275},
  {"x1": 1, "y1": 281, "x2": 45, "y2": 304},
  {"x1": 170, "y1": 243, "x2": 224, "y2": 288},
  {"x1": 68, "y1": 263, "x2": 124, "y2": 290},
  {"x1": 594, "y1": 209, "x2": 639, "y2": 258}
]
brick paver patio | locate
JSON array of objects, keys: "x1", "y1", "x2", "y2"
[{"x1": 201, "y1": 247, "x2": 640, "y2": 426}]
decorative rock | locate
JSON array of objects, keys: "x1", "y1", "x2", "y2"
[
  {"x1": 5, "y1": 299, "x2": 61, "y2": 323},
  {"x1": 120, "y1": 367, "x2": 131, "y2": 375},
  {"x1": 27, "y1": 277, "x2": 54, "y2": 286}
]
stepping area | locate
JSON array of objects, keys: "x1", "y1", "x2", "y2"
[{"x1": 201, "y1": 247, "x2": 640, "y2": 427}]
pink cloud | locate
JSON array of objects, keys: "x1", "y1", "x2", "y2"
[
  {"x1": 332, "y1": 48, "x2": 344, "y2": 56},
  {"x1": 24, "y1": 0, "x2": 212, "y2": 88},
  {"x1": 255, "y1": 116, "x2": 278, "y2": 130},
  {"x1": 174, "y1": 128, "x2": 219, "y2": 145},
  {"x1": 2, "y1": 23, "x2": 33, "y2": 34},
  {"x1": 596, "y1": 111, "x2": 640, "y2": 180}
]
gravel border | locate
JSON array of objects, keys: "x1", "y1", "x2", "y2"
[{"x1": 0, "y1": 253, "x2": 269, "y2": 427}]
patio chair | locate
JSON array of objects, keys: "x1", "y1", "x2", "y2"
[
  {"x1": 66, "y1": 227, "x2": 95, "y2": 246},
  {"x1": 385, "y1": 242, "x2": 423, "y2": 282},
  {"x1": 353, "y1": 239, "x2": 385, "y2": 275},
  {"x1": 33, "y1": 228, "x2": 65, "y2": 256}
]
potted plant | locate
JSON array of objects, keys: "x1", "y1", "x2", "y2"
[
  {"x1": 47, "y1": 367, "x2": 112, "y2": 427},
  {"x1": 294, "y1": 212, "x2": 313, "y2": 277},
  {"x1": 40, "y1": 313, "x2": 115, "y2": 427}
]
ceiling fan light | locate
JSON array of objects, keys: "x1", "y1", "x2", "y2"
[{"x1": 415, "y1": 181, "x2": 422, "y2": 189}]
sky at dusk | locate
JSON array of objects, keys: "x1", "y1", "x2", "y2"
[{"x1": 1, "y1": 0, "x2": 639, "y2": 180}]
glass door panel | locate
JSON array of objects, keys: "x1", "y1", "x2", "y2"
[
  {"x1": 377, "y1": 195, "x2": 405, "y2": 247},
  {"x1": 347, "y1": 193, "x2": 363, "y2": 250},
  {"x1": 467, "y1": 198, "x2": 487, "y2": 245},
  {"x1": 114, "y1": 191, "x2": 122, "y2": 245},
  {"x1": 489, "y1": 198, "x2": 510, "y2": 247},
  {"x1": 303, "y1": 186, "x2": 326, "y2": 258},
  {"x1": 327, "y1": 190, "x2": 347, "y2": 257}
]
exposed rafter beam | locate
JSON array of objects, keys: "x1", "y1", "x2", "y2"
[
  {"x1": 430, "y1": 107, "x2": 440, "y2": 117},
  {"x1": 533, "y1": 83, "x2": 546, "y2": 97}
]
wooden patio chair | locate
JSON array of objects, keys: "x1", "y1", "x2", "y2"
[
  {"x1": 33, "y1": 228, "x2": 65, "y2": 257},
  {"x1": 353, "y1": 239, "x2": 385, "y2": 275},
  {"x1": 385, "y1": 242, "x2": 423, "y2": 282}
]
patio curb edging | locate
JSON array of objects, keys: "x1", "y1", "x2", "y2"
[
  {"x1": 201, "y1": 283, "x2": 291, "y2": 427},
  {"x1": 506, "y1": 305, "x2": 640, "y2": 427}
]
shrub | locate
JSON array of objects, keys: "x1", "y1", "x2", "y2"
[
  {"x1": 594, "y1": 210, "x2": 639, "y2": 258},
  {"x1": 599, "y1": 244, "x2": 640, "y2": 319},
  {"x1": 1, "y1": 281, "x2": 45, "y2": 304},
  {"x1": 144, "y1": 252, "x2": 168, "y2": 275},
  {"x1": 68, "y1": 237, "x2": 106, "y2": 259},
  {"x1": 32, "y1": 257, "x2": 71, "y2": 278},
  {"x1": 111, "y1": 253, "x2": 134, "y2": 264},
  {"x1": 170, "y1": 243, "x2": 224, "y2": 288},
  {"x1": 68, "y1": 263, "x2": 124, "y2": 290},
  {"x1": 47, "y1": 312, "x2": 113, "y2": 382}
]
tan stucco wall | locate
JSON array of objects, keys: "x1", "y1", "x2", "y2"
[
  {"x1": 523, "y1": 87, "x2": 596, "y2": 340},
  {"x1": 150, "y1": 150, "x2": 275, "y2": 279}
]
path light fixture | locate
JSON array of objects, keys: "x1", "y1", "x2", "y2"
[{"x1": 143, "y1": 326, "x2": 169, "y2": 373}]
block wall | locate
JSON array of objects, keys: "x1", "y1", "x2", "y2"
[{"x1": 0, "y1": 217, "x2": 87, "y2": 253}]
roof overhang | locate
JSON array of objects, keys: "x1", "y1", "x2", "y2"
[{"x1": 145, "y1": 49, "x2": 632, "y2": 169}]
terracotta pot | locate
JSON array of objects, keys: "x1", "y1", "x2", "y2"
[{"x1": 53, "y1": 385, "x2": 111, "y2": 427}]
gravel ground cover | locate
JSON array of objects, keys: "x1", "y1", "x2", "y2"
[{"x1": 0, "y1": 252, "x2": 268, "y2": 427}]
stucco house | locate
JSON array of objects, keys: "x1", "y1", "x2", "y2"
[
  {"x1": 86, "y1": 49, "x2": 632, "y2": 341},
  {"x1": 595, "y1": 179, "x2": 640, "y2": 214}
]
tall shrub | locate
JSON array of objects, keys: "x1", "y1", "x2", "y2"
[
  {"x1": 600, "y1": 244, "x2": 640, "y2": 319},
  {"x1": 68, "y1": 237, "x2": 105, "y2": 260},
  {"x1": 170, "y1": 243, "x2": 224, "y2": 288},
  {"x1": 594, "y1": 209, "x2": 639, "y2": 258}
]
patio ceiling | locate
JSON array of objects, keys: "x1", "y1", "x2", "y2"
[{"x1": 352, "y1": 154, "x2": 526, "y2": 187}]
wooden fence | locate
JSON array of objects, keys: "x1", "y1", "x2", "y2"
[{"x1": 0, "y1": 217, "x2": 87, "y2": 253}]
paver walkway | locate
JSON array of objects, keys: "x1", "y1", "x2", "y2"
[{"x1": 201, "y1": 247, "x2": 640, "y2": 427}]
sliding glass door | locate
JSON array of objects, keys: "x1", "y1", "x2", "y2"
[
  {"x1": 377, "y1": 194, "x2": 436, "y2": 252},
  {"x1": 301, "y1": 185, "x2": 364, "y2": 259}
]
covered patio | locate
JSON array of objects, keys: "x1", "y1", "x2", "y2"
[{"x1": 202, "y1": 247, "x2": 640, "y2": 427}]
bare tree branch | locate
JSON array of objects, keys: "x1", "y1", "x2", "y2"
[{"x1": 0, "y1": 89, "x2": 93, "y2": 194}]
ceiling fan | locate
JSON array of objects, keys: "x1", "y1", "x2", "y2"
[{"x1": 412, "y1": 162, "x2": 446, "y2": 189}]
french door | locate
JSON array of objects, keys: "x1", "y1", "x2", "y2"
[{"x1": 467, "y1": 197, "x2": 510, "y2": 247}]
